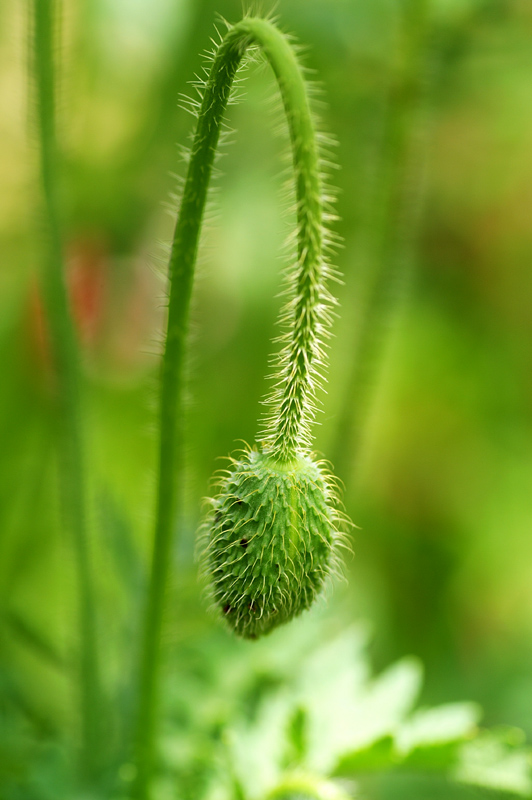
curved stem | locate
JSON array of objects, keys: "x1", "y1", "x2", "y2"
[
  {"x1": 133, "y1": 16, "x2": 328, "y2": 798},
  {"x1": 32, "y1": 0, "x2": 101, "y2": 780}
]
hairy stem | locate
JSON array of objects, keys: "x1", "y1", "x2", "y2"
[
  {"x1": 134, "y1": 16, "x2": 328, "y2": 798},
  {"x1": 31, "y1": 0, "x2": 101, "y2": 780}
]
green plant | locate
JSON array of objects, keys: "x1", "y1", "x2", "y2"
[
  {"x1": 134, "y1": 14, "x2": 345, "y2": 798},
  {"x1": 204, "y1": 450, "x2": 343, "y2": 640},
  {"x1": 218, "y1": 622, "x2": 532, "y2": 800},
  {"x1": 24, "y1": 5, "x2": 532, "y2": 800}
]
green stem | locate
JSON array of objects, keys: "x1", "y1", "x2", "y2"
[
  {"x1": 31, "y1": 0, "x2": 101, "y2": 780},
  {"x1": 331, "y1": 0, "x2": 434, "y2": 487},
  {"x1": 134, "y1": 16, "x2": 328, "y2": 798}
]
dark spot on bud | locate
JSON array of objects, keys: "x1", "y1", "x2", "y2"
[
  {"x1": 223, "y1": 604, "x2": 232, "y2": 615},
  {"x1": 240, "y1": 537, "x2": 248, "y2": 549}
]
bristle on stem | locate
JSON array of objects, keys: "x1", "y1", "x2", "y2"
[{"x1": 134, "y1": 15, "x2": 346, "y2": 798}]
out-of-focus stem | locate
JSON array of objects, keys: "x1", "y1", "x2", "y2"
[
  {"x1": 332, "y1": 0, "x2": 434, "y2": 488},
  {"x1": 31, "y1": 0, "x2": 101, "y2": 780}
]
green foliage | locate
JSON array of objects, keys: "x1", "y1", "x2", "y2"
[
  {"x1": 217, "y1": 627, "x2": 532, "y2": 800},
  {"x1": 2, "y1": 1, "x2": 531, "y2": 799},
  {"x1": 453, "y1": 730, "x2": 532, "y2": 797}
]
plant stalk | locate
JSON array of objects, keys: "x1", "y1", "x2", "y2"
[
  {"x1": 31, "y1": 0, "x2": 101, "y2": 780},
  {"x1": 133, "y1": 16, "x2": 327, "y2": 798},
  {"x1": 331, "y1": 0, "x2": 434, "y2": 488}
]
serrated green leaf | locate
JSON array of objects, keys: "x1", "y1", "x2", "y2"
[
  {"x1": 303, "y1": 643, "x2": 422, "y2": 772},
  {"x1": 229, "y1": 693, "x2": 292, "y2": 799},
  {"x1": 396, "y1": 702, "x2": 481, "y2": 768},
  {"x1": 354, "y1": 657, "x2": 424, "y2": 746},
  {"x1": 333, "y1": 703, "x2": 481, "y2": 776},
  {"x1": 453, "y1": 731, "x2": 532, "y2": 796}
]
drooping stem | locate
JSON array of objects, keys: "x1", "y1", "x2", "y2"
[
  {"x1": 133, "y1": 16, "x2": 329, "y2": 798},
  {"x1": 31, "y1": 0, "x2": 101, "y2": 780}
]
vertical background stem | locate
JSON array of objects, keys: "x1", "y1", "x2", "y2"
[
  {"x1": 133, "y1": 16, "x2": 329, "y2": 798},
  {"x1": 331, "y1": 0, "x2": 434, "y2": 489},
  {"x1": 31, "y1": 0, "x2": 101, "y2": 781}
]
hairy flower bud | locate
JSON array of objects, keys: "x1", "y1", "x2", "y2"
[{"x1": 203, "y1": 449, "x2": 341, "y2": 639}]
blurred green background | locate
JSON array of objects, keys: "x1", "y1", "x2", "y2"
[{"x1": 1, "y1": 0, "x2": 532, "y2": 797}]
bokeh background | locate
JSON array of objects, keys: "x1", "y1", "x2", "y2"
[{"x1": 1, "y1": 0, "x2": 532, "y2": 797}]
